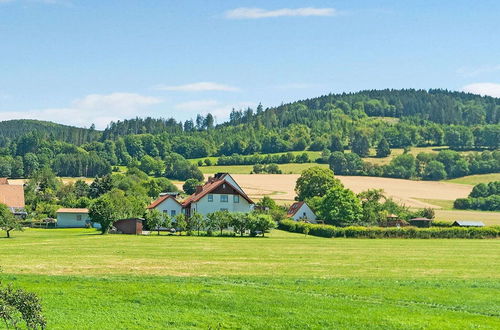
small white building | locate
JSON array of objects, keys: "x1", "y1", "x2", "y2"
[
  {"x1": 147, "y1": 193, "x2": 183, "y2": 217},
  {"x1": 287, "y1": 202, "x2": 317, "y2": 223},
  {"x1": 148, "y1": 173, "x2": 254, "y2": 217},
  {"x1": 56, "y1": 208, "x2": 91, "y2": 228}
]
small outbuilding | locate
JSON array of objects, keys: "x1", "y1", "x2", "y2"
[
  {"x1": 409, "y1": 217, "x2": 433, "y2": 228},
  {"x1": 112, "y1": 218, "x2": 143, "y2": 235},
  {"x1": 56, "y1": 208, "x2": 90, "y2": 228},
  {"x1": 452, "y1": 221, "x2": 485, "y2": 227},
  {"x1": 287, "y1": 202, "x2": 317, "y2": 223}
]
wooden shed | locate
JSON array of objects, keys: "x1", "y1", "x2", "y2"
[
  {"x1": 409, "y1": 217, "x2": 433, "y2": 228},
  {"x1": 113, "y1": 218, "x2": 144, "y2": 235}
]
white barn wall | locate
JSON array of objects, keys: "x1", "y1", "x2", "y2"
[
  {"x1": 153, "y1": 197, "x2": 183, "y2": 217},
  {"x1": 292, "y1": 204, "x2": 317, "y2": 223}
]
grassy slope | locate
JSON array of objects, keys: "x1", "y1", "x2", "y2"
[
  {"x1": 1, "y1": 229, "x2": 499, "y2": 328},
  {"x1": 445, "y1": 173, "x2": 500, "y2": 185}
]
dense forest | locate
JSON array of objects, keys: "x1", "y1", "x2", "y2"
[{"x1": 0, "y1": 89, "x2": 499, "y2": 180}]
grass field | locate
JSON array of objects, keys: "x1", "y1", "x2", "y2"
[
  {"x1": 445, "y1": 173, "x2": 500, "y2": 185},
  {"x1": 1, "y1": 229, "x2": 499, "y2": 329}
]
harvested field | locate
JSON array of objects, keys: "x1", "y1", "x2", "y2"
[{"x1": 226, "y1": 174, "x2": 473, "y2": 208}]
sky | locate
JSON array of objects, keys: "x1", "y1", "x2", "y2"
[{"x1": 0, "y1": 0, "x2": 499, "y2": 129}]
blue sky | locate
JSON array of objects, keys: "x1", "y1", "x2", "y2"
[{"x1": 0, "y1": 0, "x2": 499, "y2": 128}]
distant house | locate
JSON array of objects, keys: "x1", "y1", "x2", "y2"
[
  {"x1": 0, "y1": 178, "x2": 26, "y2": 217},
  {"x1": 113, "y1": 218, "x2": 143, "y2": 234},
  {"x1": 148, "y1": 173, "x2": 254, "y2": 217},
  {"x1": 56, "y1": 208, "x2": 90, "y2": 228},
  {"x1": 409, "y1": 217, "x2": 433, "y2": 228},
  {"x1": 147, "y1": 193, "x2": 183, "y2": 217},
  {"x1": 287, "y1": 202, "x2": 317, "y2": 223},
  {"x1": 452, "y1": 221, "x2": 485, "y2": 227}
]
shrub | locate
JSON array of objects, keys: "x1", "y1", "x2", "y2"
[{"x1": 278, "y1": 219, "x2": 499, "y2": 239}]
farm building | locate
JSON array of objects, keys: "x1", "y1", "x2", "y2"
[
  {"x1": 148, "y1": 173, "x2": 254, "y2": 217},
  {"x1": 147, "y1": 193, "x2": 183, "y2": 217},
  {"x1": 409, "y1": 217, "x2": 433, "y2": 228},
  {"x1": 56, "y1": 208, "x2": 90, "y2": 228},
  {"x1": 452, "y1": 221, "x2": 485, "y2": 227},
  {"x1": 287, "y1": 202, "x2": 317, "y2": 223},
  {"x1": 0, "y1": 178, "x2": 26, "y2": 217},
  {"x1": 113, "y1": 218, "x2": 143, "y2": 234}
]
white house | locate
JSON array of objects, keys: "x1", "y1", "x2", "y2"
[
  {"x1": 56, "y1": 208, "x2": 91, "y2": 228},
  {"x1": 287, "y1": 202, "x2": 317, "y2": 223},
  {"x1": 147, "y1": 193, "x2": 183, "y2": 217},
  {"x1": 148, "y1": 173, "x2": 254, "y2": 217}
]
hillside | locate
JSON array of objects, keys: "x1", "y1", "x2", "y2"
[{"x1": 0, "y1": 89, "x2": 498, "y2": 179}]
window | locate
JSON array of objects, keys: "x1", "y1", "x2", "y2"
[
  {"x1": 163, "y1": 210, "x2": 168, "y2": 214},
  {"x1": 171, "y1": 210, "x2": 176, "y2": 216},
  {"x1": 208, "y1": 194, "x2": 213, "y2": 202},
  {"x1": 233, "y1": 195, "x2": 240, "y2": 203},
  {"x1": 220, "y1": 208, "x2": 228, "y2": 211},
  {"x1": 220, "y1": 195, "x2": 228, "y2": 203},
  {"x1": 76, "y1": 215, "x2": 82, "y2": 221}
]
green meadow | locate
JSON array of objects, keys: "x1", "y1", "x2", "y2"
[{"x1": 1, "y1": 229, "x2": 499, "y2": 329}]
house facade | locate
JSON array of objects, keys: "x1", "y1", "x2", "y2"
[
  {"x1": 56, "y1": 208, "x2": 91, "y2": 228},
  {"x1": 148, "y1": 173, "x2": 254, "y2": 216},
  {"x1": 287, "y1": 201, "x2": 317, "y2": 223}
]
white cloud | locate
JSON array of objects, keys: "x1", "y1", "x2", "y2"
[
  {"x1": 457, "y1": 65, "x2": 500, "y2": 77},
  {"x1": 0, "y1": 92, "x2": 162, "y2": 129},
  {"x1": 174, "y1": 100, "x2": 255, "y2": 122},
  {"x1": 155, "y1": 82, "x2": 239, "y2": 92},
  {"x1": 225, "y1": 7, "x2": 337, "y2": 19},
  {"x1": 462, "y1": 83, "x2": 500, "y2": 98}
]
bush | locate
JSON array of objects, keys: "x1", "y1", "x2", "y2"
[{"x1": 278, "y1": 220, "x2": 499, "y2": 239}]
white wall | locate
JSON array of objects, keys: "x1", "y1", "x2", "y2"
[
  {"x1": 153, "y1": 197, "x2": 183, "y2": 217},
  {"x1": 292, "y1": 204, "x2": 317, "y2": 223},
  {"x1": 56, "y1": 212, "x2": 90, "y2": 228},
  {"x1": 190, "y1": 193, "x2": 253, "y2": 215}
]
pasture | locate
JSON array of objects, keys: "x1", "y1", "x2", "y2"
[{"x1": 1, "y1": 229, "x2": 499, "y2": 329}]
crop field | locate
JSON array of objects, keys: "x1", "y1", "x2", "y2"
[{"x1": 0, "y1": 229, "x2": 499, "y2": 329}]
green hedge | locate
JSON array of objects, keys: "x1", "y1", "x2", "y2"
[{"x1": 278, "y1": 220, "x2": 499, "y2": 239}]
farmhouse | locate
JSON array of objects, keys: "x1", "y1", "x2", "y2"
[
  {"x1": 0, "y1": 178, "x2": 26, "y2": 216},
  {"x1": 148, "y1": 173, "x2": 254, "y2": 216},
  {"x1": 287, "y1": 201, "x2": 317, "y2": 223},
  {"x1": 452, "y1": 221, "x2": 485, "y2": 227},
  {"x1": 56, "y1": 208, "x2": 90, "y2": 228}
]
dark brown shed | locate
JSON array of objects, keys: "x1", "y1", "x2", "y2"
[
  {"x1": 409, "y1": 217, "x2": 433, "y2": 228},
  {"x1": 113, "y1": 218, "x2": 144, "y2": 235}
]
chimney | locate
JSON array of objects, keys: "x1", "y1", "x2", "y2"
[{"x1": 195, "y1": 185, "x2": 203, "y2": 194}]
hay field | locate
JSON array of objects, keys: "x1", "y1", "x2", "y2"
[{"x1": 229, "y1": 174, "x2": 472, "y2": 207}]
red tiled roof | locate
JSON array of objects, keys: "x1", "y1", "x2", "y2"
[
  {"x1": 56, "y1": 208, "x2": 89, "y2": 213},
  {"x1": 147, "y1": 194, "x2": 182, "y2": 209},
  {"x1": 0, "y1": 184, "x2": 25, "y2": 208},
  {"x1": 182, "y1": 178, "x2": 253, "y2": 207},
  {"x1": 287, "y1": 201, "x2": 305, "y2": 217}
]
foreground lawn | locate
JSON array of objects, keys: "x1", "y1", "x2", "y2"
[{"x1": 1, "y1": 229, "x2": 499, "y2": 328}]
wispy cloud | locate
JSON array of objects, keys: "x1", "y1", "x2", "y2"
[
  {"x1": 225, "y1": 7, "x2": 337, "y2": 19},
  {"x1": 174, "y1": 100, "x2": 255, "y2": 121},
  {"x1": 462, "y1": 83, "x2": 500, "y2": 98},
  {"x1": 155, "y1": 82, "x2": 239, "y2": 92},
  {"x1": 0, "y1": 92, "x2": 162, "y2": 129},
  {"x1": 457, "y1": 65, "x2": 500, "y2": 77}
]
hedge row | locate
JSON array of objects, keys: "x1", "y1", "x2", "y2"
[{"x1": 279, "y1": 219, "x2": 499, "y2": 239}]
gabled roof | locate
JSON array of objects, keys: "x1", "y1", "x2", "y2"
[
  {"x1": 409, "y1": 217, "x2": 432, "y2": 221},
  {"x1": 0, "y1": 184, "x2": 25, "y2": 208},
  {"x1": 147, "y1": 194, "x2": 182, "y2": 209},
  {"x1": 287, "y1": 201, "x2": 305, "y2": 217},
  {"x1": 182, "y1": 177, "x2": 253, "y2": 206},
  {"x1": 453, "y1": 221, "x2": 485, "y2": 227},
  {"x1": 56, "y1": 208, "x2": 89, "y2": 214}
]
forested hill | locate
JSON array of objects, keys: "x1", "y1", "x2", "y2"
[{"x1": 0, "y1": 119, "x2": 101, "y2": 145}]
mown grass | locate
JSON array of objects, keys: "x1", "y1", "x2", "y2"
[
  {"x1": 1, "y1": 229, "x2": 499, "y2": 328},
  {"x1": 445, "y1": 173, "x2": 500, "y2": 185}
]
